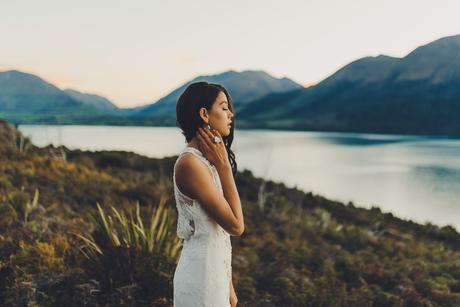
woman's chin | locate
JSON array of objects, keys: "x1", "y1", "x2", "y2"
[{"x1": 217, "y1": 125, "x2": 231, "y2": 137}]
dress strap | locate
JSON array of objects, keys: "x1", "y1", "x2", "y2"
[
  {"x1": 178, "y1": 147, "x2": 212, "y2": 167},
  {"x1": 181, "y1": 146, "x2": 204, "y2": 157}
]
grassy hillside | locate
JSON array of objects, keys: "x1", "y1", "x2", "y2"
[{"x1": 0, "y1": 118, "x2": 459, "y2": 306}]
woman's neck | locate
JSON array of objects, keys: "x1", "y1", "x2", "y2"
[{"x1": 187, "y1": 137, "x2": 200, "y2": 150}]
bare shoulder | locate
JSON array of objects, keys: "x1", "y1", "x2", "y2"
[
  {"x1": 175, "y1": 152, "x2": 242, "y2": 236},
  {"x1": 175, "y1": 153, "x2": 213, "y2": 199},
  {"x1": 176, "y1": 152, "x2": 213, "y2": 178}
]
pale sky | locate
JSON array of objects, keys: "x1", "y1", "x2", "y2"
[{"x1": 1, "y1": 0, "x2": 459, "y2": 108}]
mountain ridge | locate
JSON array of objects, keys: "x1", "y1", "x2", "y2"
[
  {"x1": 236, "y1": 34, "x2": 460, "y2": 136},
  {"x1": 2, "y1": 34, "x2": 460, "y2": 135}
]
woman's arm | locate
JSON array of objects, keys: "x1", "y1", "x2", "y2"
[
  {"x1": 230, "y1": 277, "x2": 238, "y2": 306},
  {"x1": 215, "y1": 162, "x2": 244, "y2": 236},
  {"x1": 175, "y1": 154, "x2": 243, "y2": 236},
  {"x1": 177, "y1": 127, "x2": 244, "y2": 236},
  {"x1": 196, "y1": 127, "x2": 244, "y2": 235}
]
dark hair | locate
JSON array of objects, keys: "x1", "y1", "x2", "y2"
[{"x1": 176, "y1": 81, "x2": 237, "y2": 178}]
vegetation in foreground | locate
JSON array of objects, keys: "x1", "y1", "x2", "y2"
[{"x1": 0, "y1": 118, "x2": 459, "y2": 306}]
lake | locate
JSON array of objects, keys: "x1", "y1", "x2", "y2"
[{"x1": 18, "y1": 124, "x2": 460, "y2": 231}]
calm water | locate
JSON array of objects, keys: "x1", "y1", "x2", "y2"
[{"x1": 18, "y1": 125, "x2": 460, "y2": 231}]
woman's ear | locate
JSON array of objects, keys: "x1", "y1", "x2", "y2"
[{"x1": 199, "y1": 107, "x2": 209, "y2": 124}]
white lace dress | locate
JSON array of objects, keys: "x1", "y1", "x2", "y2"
[{"x1": 173, "y1": 146, "x2": 232, "y2": 307}]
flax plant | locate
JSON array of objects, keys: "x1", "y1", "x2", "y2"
[{"x1": 77, "y1": 196, "x2": 182, "y2": 262}]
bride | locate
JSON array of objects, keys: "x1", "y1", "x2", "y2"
[{"x1": 173, "y1": 81, "x2": 244, "y2": 306}]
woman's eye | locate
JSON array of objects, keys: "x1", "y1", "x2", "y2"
[{"x1": 223, "y1": 108, "x2": 228, "y2": 111}]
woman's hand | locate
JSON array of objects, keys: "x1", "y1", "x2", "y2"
[
  {"x1": 230, "y1": 281, "x2": 238, "y2": 307},
  {"x1": 196, "y1": 126, "x2": 230, "y2": 170}
]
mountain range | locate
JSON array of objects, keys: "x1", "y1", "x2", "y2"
[
  {"x1": 128, "y1": 70, "x2": 302, "y2": 118},
  {"x1": 1, "y1": 34, "x2": 460, "y2": 135},
  {"x1": 236, "y1": 34, "x2": 460, "y2": 135},
  {"x1": 0, "y1": 69, "x2": 302, "y2": 125}
]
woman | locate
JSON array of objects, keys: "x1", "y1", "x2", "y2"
[{"x1": 173, "y1": 81, "x2": 244, "y2": 307}]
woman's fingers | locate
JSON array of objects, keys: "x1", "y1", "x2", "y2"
[
  {"x1": 197, "y1": 130, "x2": 211, "y2": 150},
  {"x1": 200, "y1": 127, "x2": 215, "y2": 140},
  {"x1": 212, "y1": 128, "x2": 221, "y2": 137},
  {"x1": 211, "y1": 129, "x2": 224, "y2": 147},
  {"x1": 201, "y1": 127, "x2": 224, "y2": 146},
  {"x1": 198, "y1": 127, "x2": 216, "y2": 145}
]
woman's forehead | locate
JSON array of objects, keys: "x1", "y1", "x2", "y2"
[
  {"x1": 216, "y1": 91, "x2": 228, "y2": 103},
  {"x1": 217, "y1": 91, "x2": 227, "y2": 100}
]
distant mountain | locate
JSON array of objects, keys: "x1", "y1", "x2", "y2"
[
  {"x1": 0, "y1": 70, "x2": 110, "y2": 124},
  {"x1": 0, "y1": 70, "x2": 77, "y2": 113},
  {"x1": 130, "y1": 70, "x2": 303, "y2": 118},
  {"x1": 0, "y1": 69, "x2": 303, "y2": 125},
  {"x1": 63, "y1": 89, "x2": 119, "y2": 113},
  {"x1": 237, "y1": 34, "x2": 460, "y2": 136},
  {"x1": 3, "y1": 34, "x2": 460, "y2": 135}
]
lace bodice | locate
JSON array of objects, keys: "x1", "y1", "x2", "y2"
[{"x1": 173, "y1": 146, "x2": 232, "y2": 306}]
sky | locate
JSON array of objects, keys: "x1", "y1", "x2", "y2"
[{"x1": 1, "y1": 0, "x2": 460, "y2": 108}]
